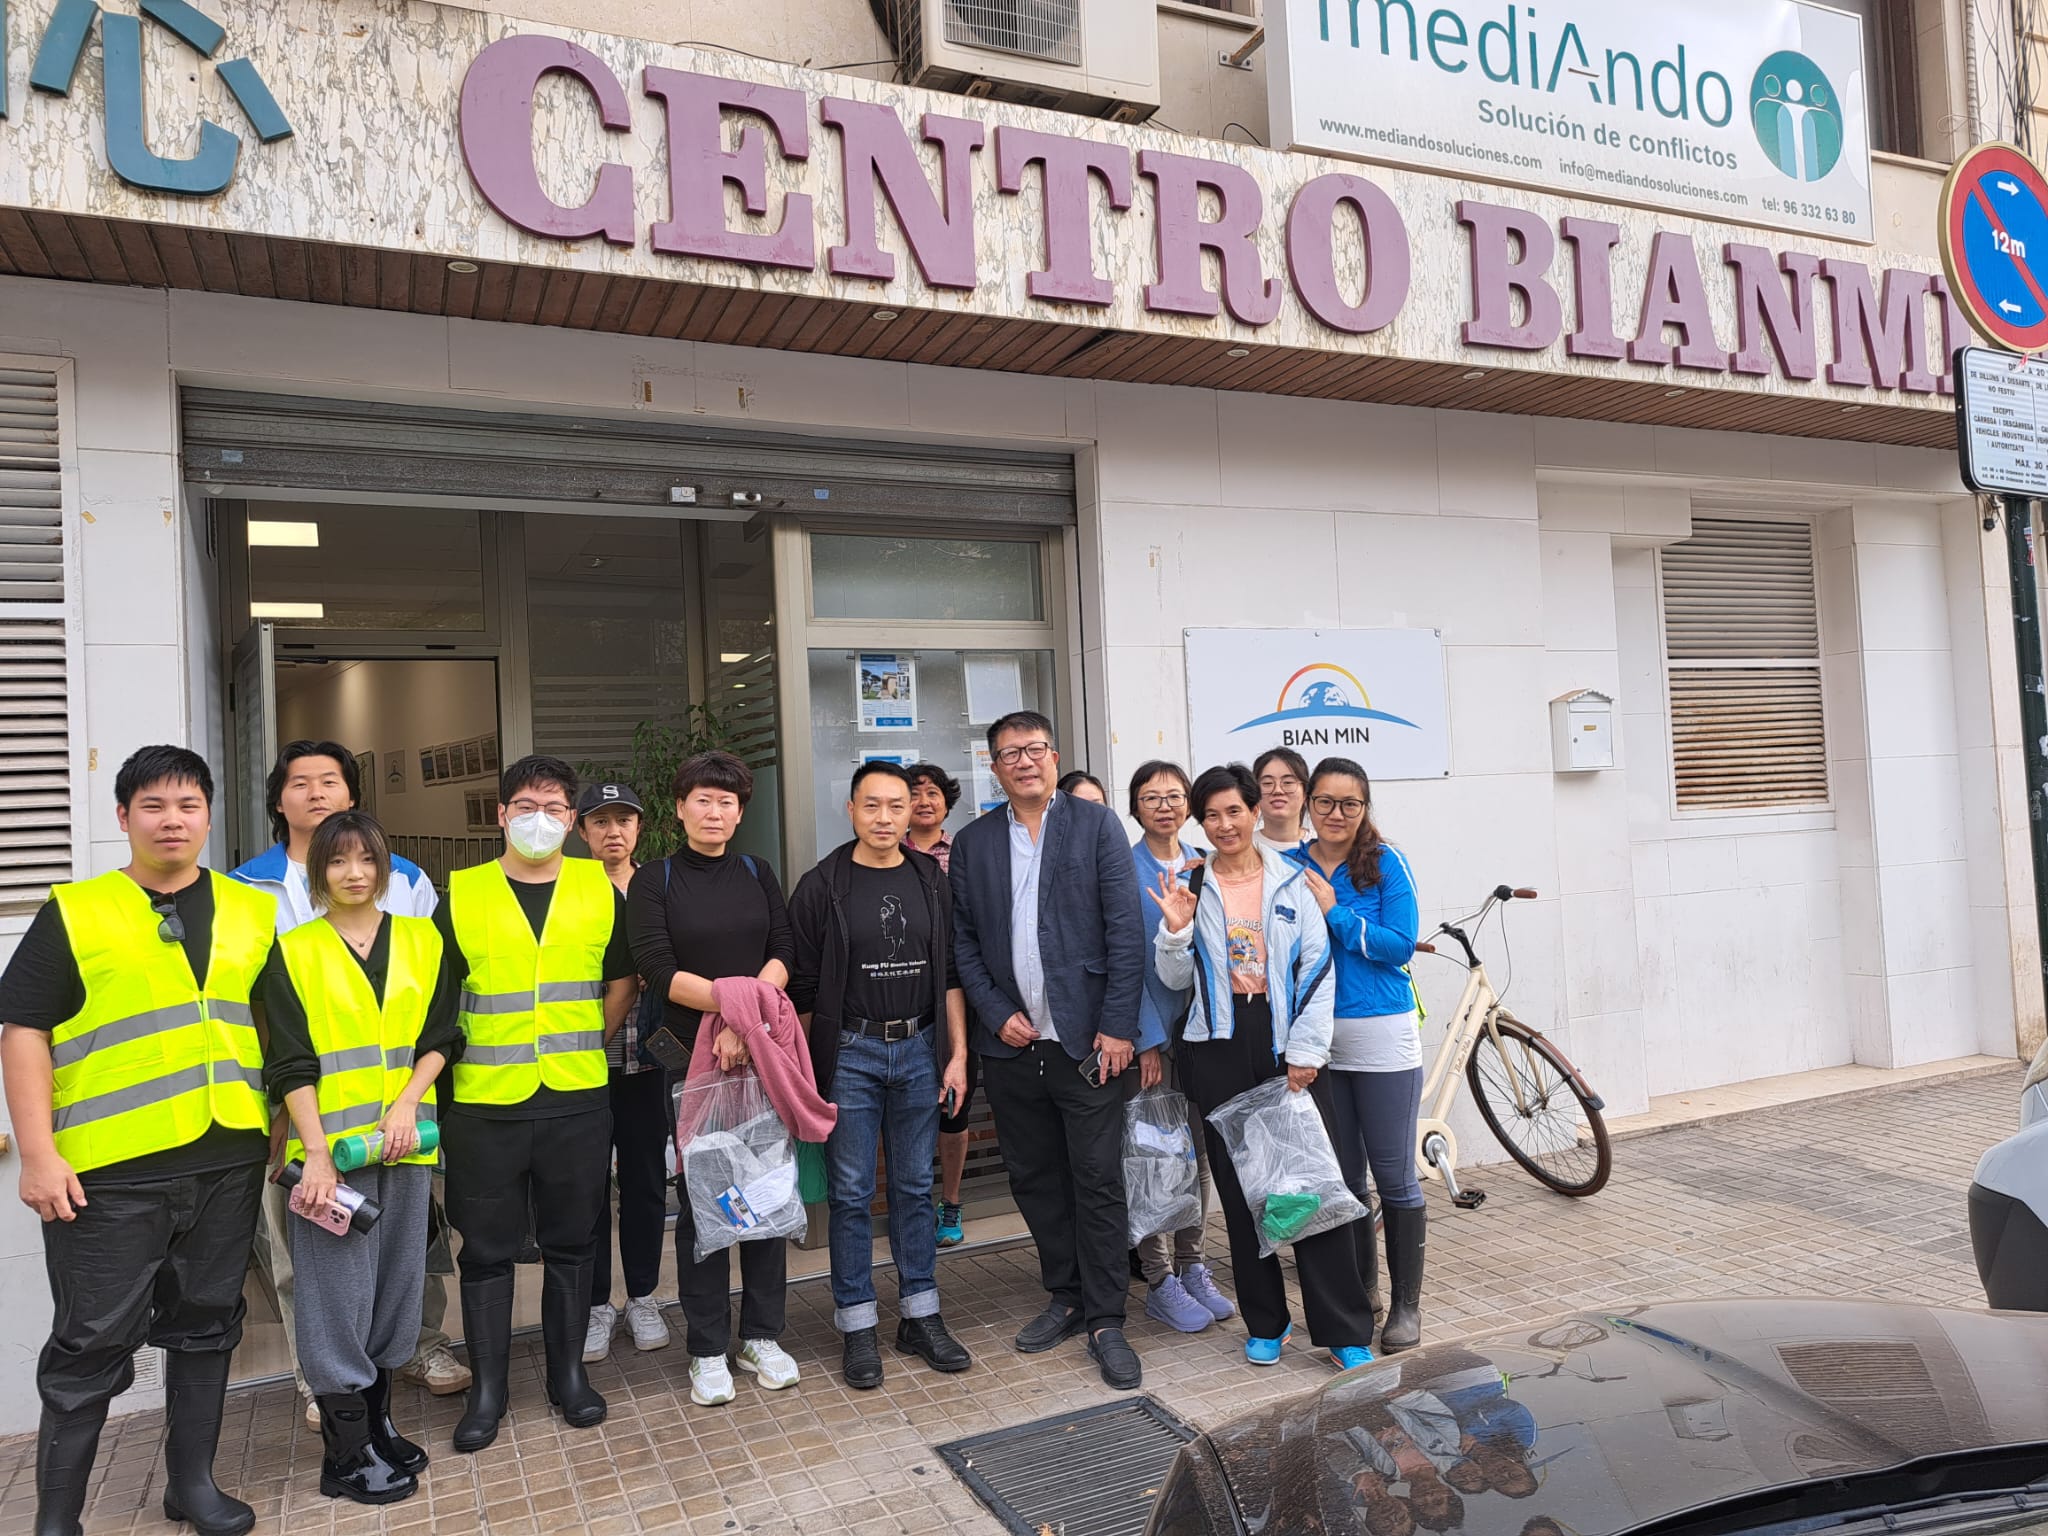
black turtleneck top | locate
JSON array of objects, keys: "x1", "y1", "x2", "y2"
[{"x1": 626, "y1": 844, "x2": 795, "y2": 1051}]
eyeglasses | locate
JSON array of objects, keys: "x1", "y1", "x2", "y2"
[
  {"x1": 1137, "y1": 793, "x2": 1187, "y2": 811},
  {"x1": 149, "y1": 890, "x2": 184, "y2": 945},
  {"x1": 1310, "y1": 795, "x2": 1367, "y2": 818},
  {"x1": 1258, "y1": 776, "x2": 1303, "y2": 793},
  {"x1": 993, "y1": 741, "x2": 1054, "y2": 767},
  {"x1": 507, "y1": 799, "x2": 573, "y2": 818}
]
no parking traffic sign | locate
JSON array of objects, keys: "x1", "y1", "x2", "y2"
[{"x1": 1941, "y1": 143, "x2": 2048, "y2": 352}]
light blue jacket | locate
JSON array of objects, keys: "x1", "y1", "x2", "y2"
[{"x1": 1152, "y1": 847, "x2": 1336, "y2": 1068}]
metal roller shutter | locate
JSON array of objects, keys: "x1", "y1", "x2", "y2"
[
  {"x1": 1660, "y1": 516, "x2": 1829, "y2": 812},
  {"x1": 0, "y1": 364, "x2": 71, "y2": 912},
  {"x1": 180, "y1": 390, "x2": 1077, "y2": 527}
]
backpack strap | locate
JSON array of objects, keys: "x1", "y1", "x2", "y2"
[{"x1": 1187, "y1": 862, "x2": 1206, "y2": 899}]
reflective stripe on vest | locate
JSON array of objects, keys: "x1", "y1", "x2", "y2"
[
  {"x1": 47, "y1": 871, "x2": 273, "y2": 1174},
  {"x1": 279, "y1": 915, "x2": 444, "y2": 1166},
  {"x1": 448, "y1": 858, "x2": 611, "y2": 1106}
]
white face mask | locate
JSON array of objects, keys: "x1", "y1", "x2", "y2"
[{"x1": 506, "y1": 809, "x2": 570, "y2": 860}]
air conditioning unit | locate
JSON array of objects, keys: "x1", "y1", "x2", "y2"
[{"x1": 898, "y1": 0, "x2": 1161, "y2": 122}]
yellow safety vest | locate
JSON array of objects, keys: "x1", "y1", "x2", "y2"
[
  {"x1": 448, "y1": 858, "x2": 611, "y2": 1106},
  {"x1": 48, "y1": 870, "x2": 272, "y2": 1173},
  {"x1": 279, "y1": 915, "x2": 443, "y2": 1165}
]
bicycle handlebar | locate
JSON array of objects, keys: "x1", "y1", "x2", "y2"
[{"x1": 1512, "y1": 887, "x2": 1539, "y2": 901}]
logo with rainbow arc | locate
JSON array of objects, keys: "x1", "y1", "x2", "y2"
[{"x1": 1229, "y1": 663, "x2": 1418, "y2": 739}]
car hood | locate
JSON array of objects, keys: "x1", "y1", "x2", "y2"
[{"x1": 1202, "y1": 1300, "x2": 2048, "y2": 1536}]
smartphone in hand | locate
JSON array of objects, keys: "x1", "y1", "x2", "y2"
[{"x1": 1079, "y1": 1049, "x2": 1105, "y2": 1088}]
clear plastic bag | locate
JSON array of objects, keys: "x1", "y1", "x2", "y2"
[
  {"x1": 1205, "y1": 1074, "x2": 1367, "y2": 1259},
  {"x1": 1123, "y1": 1087, "x2": 1204, "y2": 1246},
  {"x1": 674, "y1": 1069, "x2": 807, "y2": 1262}
]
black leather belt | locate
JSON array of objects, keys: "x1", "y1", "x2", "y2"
[{"x1": 846, "y1": 1014, "x2": 930, "y2": 1042}]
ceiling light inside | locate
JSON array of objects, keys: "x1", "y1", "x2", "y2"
[
  {"x1": 247, "y1": 519, "x2": 319, "y2": 547},
  {"x1": 250, "y1": 601, "x2": 325, "y2": 619}
]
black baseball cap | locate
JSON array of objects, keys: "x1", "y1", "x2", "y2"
[{"x1": 576, "y1": 781, "x2": 644, "y2": 819}]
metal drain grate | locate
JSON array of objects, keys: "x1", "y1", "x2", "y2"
[{"x1": 937, "y1": 1397, "x2": 1199, "y2": 1536}]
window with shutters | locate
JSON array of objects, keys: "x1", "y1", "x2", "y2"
[
  {"x1": 0, "y1": 363, "x2": 74, "y2": 915},
  {"x1": 1657, "y1": 516, "x2": 1828, "y2": 814}
]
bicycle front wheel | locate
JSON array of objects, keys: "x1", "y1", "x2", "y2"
[{"x1": 1465, "y1": 1012, "x2": 1612, "y2": 1196}]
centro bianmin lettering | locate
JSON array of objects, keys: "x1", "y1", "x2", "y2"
[{"x1": 457, "y1": 36, "x2": 1964, "y2": 399}]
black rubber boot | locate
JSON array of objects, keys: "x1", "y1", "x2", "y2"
[
  {"x1": 362, "y1": 1368, "x2": 428, "y2": 1476},
  {"x1": 541, "y1": 1260, "x2": 607, "y2": 1429},
  {"x1": 159, "y1": 1352, "x2": 255, "y2": 1536},
  {"x1": 1379, "y1": 1204, "x2": 1426, "y2": 1354},
  {"x1": 452, "y1": 1273, "x2": 514, "y2": 1453},
  {"x1": 34, "y1": 1401, "x2": 108, "y2": 1536},
  {"x1": 315, "y1": 1394, "x2": 418, "y2": 1506},
  {"x1": 1355, "y1": 1209, "x2": 1383, "y2": 1320}
]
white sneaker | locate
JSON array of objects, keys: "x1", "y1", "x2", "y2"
[
  {"x1": 398, "y1": 1342, "x2": 473, "y2": 1395},
  {"x1": 735, "y1": 1338, "x2": 800, "y2": 1390},
  {"x1": 689, "y1": 1353, "x2": 736, "y2": 1406},
  {"x1": 583, "y1": 1303, "x2": 618, "y2": 1364},
  {"x1": 624, "y1": 1295, "x2": 671, "y2": 1353},
  {"x1": 302, "y1": 1395, "x2": 320, "y2": 1430}
]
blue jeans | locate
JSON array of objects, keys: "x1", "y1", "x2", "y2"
[{"x1": 826, "y1": 1027, "x2": 942, "y2": 1332}]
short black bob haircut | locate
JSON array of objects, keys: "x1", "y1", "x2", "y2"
[
  {"x1": 906, "y1": 761, "x2": 962, "y2": 812},
  {"x1": 1126, "y1": 759, "x2": 1192, "y2": 820},
  {"x1": 499, "y1": 754, "x2": 578, "y2": 807},
  {"x1": 116, "y1": 745, "x2": 214, "y2": 809},
  {"x1": 850, "y1": 760, "x2": 913, "y2": 798},
  {"x1": 672, "y1": 749, "x2": 754, "y2": 807},
  {"x1": 1189, "y1": 762, "x2": 1259, "y2": 823},
  {"x1": 266, "y1": 739, "x2": 361, "y2": 845}
]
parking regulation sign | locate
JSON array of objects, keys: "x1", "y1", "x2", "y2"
[{"x1": 1941, "y1": 143, "x2": 2048, "y2": 352}]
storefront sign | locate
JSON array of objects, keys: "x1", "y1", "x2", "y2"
[
  {"x1": 1185, "y1": 629, "x2": 1451, "y2": 781},
  {"x1": 1266, "y1": 0, "x2": 1872, "y2": 244},
  {"x1": 452, "y1": 38, "x2": 1962, "y2": 398},
  {"x1": 0, "y1": 0, "x2": 1964, "y2": 417}
]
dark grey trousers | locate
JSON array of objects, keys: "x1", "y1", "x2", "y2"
[{"x1": 289, "y1": 1161, "x2": 431, "y2": 1397}]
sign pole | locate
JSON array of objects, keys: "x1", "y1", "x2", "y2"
[{"x1": 2001, "y1": 494, "x2": 2048, "y2": 991}]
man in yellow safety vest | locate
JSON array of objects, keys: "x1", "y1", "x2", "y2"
[
  {"x1": 435, "y1": 754, "x2": 639, "y2": 1453},
  {"x1": 1, "y1": 746, "x2": 276, "y2": 1536}
]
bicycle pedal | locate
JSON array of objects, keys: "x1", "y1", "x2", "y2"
[{"x1": 1452, "y1": 1188, "x2": 1487, "y2": 1210}]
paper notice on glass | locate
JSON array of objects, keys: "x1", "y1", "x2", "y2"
[
  {"x1": 964, "y1": 653, "x2": 1024, "y2": 725},
  {"x1": 857, "y1": 653, "x2": 917, "y2": 732},
  {"x1": 971, "y1": 742, "x2": 1006, "y2": 814},
  {"x1": 859, "y1": 750, "x2": 913, "y2": 767}
]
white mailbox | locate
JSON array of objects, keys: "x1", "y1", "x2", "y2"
[{"x1": 1551, "y1": 689, "x2": 1615, "y2": 772}]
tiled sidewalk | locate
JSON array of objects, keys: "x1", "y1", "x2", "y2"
[{"x1": 0, "y1": 1064, "x2": 2021, "y2": 1536}]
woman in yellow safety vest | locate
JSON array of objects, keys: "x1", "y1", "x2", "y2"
[{"x1": 261, "y1": 811, "x2": 461, "y2": 1508}]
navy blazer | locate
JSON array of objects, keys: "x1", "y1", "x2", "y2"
[{"x1": 949, "y1": 790, "x2": 1146, "y2": 1061}]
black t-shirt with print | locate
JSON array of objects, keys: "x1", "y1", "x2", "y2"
[{"x1": 840, "y1": 859, "x2": 935, "y2": 1026}]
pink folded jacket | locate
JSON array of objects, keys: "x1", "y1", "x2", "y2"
[{"x1": 677, "y1": 974, "x2": 837, "y2": 1144}]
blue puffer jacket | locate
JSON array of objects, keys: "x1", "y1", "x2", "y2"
[
  {"x1": 1287, "y1": 842, "x2": 1419, "y2": 1018},
  {"x1": 1153, "y1": 848, "x2": 1335, "y2": 1067}
]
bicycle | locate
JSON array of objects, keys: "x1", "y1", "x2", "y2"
[{"x1": 1408, "y1": 884, "x2": 1612, "y2": 1207}]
